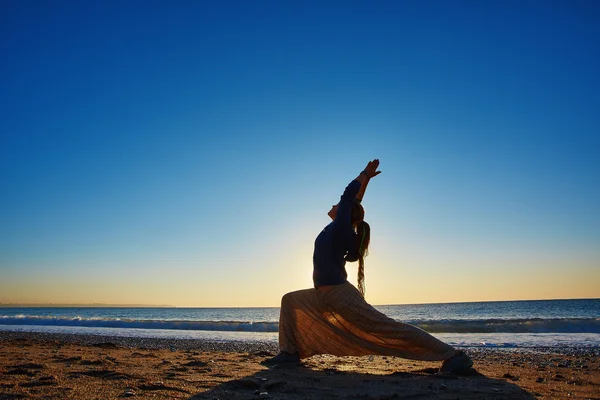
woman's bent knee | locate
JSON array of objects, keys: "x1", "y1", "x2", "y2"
[{"x1": 281, "y1": 292, "x2": 294, "y2": 308}]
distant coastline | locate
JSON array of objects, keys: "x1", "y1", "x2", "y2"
[{"x1": 0, "y1": 304, "x2": 172, "y2": 308}]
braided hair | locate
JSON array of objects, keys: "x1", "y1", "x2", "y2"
[{"x1": 349, "y1": 200, "x2": 371, "y2": 297}]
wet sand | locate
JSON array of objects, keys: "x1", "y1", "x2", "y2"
[{"x1": 1, "y1": 331, "x2": 598, "y2": 399}]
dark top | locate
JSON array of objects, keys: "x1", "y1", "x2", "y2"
[{"x1": 312, "y1": 179, "x2": 361, "y2": 287}]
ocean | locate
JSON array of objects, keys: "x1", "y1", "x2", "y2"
[{"x1": 1, "y1": 299, "x2": 598, "y2": 349}]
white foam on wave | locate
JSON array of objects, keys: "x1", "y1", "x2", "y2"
[
  {"x1": 0, "y1": 325, "x2": 278, "y2": 343},
  {"x1": 411, "y1": 318, "x2": 600, "y2": 333},
  {"x1": 0, "y1": 315, "x2": 279, "y2": 332}
]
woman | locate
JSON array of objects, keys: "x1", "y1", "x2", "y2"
[{"x1": 265, "y1": 159, "x2": 473, "y2": 374}]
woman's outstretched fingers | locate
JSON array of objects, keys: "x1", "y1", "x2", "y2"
[{"x1": 364, "y1": 159, "x2": 381, "y2": 178}]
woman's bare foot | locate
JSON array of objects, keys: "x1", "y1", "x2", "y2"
[
  {"x1": 262, "y1": 351, "x2": 301, "y2": 366},
  {"x1": 438, "y1": 350, "x2": 473, "y2": 374}
]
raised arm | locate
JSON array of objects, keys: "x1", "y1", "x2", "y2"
[
  {"x1": 332, "y1": 159, "x2": 381, "y2": 226},
  {"x1": 355, "y1": 159, "x2": 381, "y2": 202}
]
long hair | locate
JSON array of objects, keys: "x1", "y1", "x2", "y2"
[{"x1": 350, "y1": 200, "x2": 370, "y2": 297}]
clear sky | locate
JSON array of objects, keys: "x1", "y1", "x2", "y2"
[{"x1": 1, "y1": 0, "x2": 599, "y2": 307}]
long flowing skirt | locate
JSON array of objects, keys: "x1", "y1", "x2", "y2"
[{"x1": 278, "y1": 282, "x2": 456, "y2": 361}]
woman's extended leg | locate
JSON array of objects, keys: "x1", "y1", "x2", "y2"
[{"x1": 319, "y1": 283, "x2": 457, "y2": 361}]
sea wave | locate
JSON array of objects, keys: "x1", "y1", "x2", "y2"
[
  {"x1": 413, "y1": 318, "x2": 600, "y2": 333},
  {"x1": 0, "y1": 316, "x2": 278, "y2": 332},
  {"x1": 1, "y1": 315, "x2": 599, "y2": 334}
]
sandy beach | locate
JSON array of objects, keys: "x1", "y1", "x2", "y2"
[{"x1": 1, "y1": 331, "x2": 598, "y2": 399}]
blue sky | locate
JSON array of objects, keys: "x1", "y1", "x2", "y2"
[{"x1": 1, "y1": 0, "x2": 599, "y2": 306}]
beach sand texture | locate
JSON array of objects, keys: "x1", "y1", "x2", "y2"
[{"x1": 1, "y1": 332, "x2": 598, "y2": 399}]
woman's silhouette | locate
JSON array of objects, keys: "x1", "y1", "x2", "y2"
[{"x1": 265, "y1": 159, "x2": 473, "y2": 374}]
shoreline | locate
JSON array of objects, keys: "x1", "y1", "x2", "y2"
[
  {"x1": 1, "y1": 329, "x2": 598, "y2": 356},
  {"x1": 0, "y1": 330, "x2": 279, "y2": 353},
  {"x1": 1, "y1": 331, "x2": 599, "y2": 399}
]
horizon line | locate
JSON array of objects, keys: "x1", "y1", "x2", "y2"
[{"x1": 1, "y1": 297, "x2": 598, "y2": 308}]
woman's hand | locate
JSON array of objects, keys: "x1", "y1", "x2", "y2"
[
  {"x1": 362, "y1": 159, "x2": 381, "y2": 179},
  {"x1": 355, "y1": 159, "x2": 380, "y2": 202}
]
